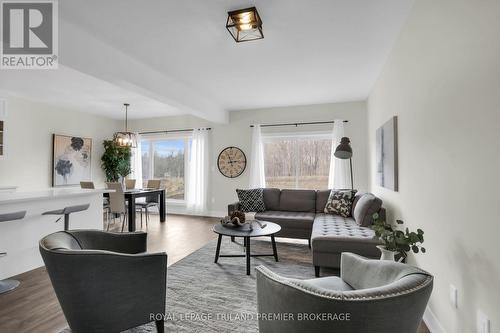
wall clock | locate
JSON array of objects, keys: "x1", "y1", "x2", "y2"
[{"x1": 217, "y1": 146, "x2": 247, "y2": 178}]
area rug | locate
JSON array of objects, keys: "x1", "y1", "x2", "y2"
[{"x1": 60, "y1": 238, "x2": 337, "y2": 333}]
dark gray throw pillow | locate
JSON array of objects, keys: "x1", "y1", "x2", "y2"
[
  {"x1": 353, "y1": 193, "x2": 382, "y2": 226},
  {"x1": 324, "y1": 189, "x2": 357, "y2": 217},
  {"x1": 236, "y1": 188, "x2": 266, "y2": 212}
]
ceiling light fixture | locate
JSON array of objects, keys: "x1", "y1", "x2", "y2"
[
  {"x1": 114, "y1": 103, "x2": 136, "y2": 148},
  {"x1": 226, "y1": 7, "x2": 263, "y2": 42}
]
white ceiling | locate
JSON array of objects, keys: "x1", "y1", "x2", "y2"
[{"x1": 1, "y1": 0, "x2": 414, "y2": 121}]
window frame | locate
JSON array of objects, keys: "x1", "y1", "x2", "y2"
[
  {"x1": 261, "y1": 130, "x2": 332, "y2": 190},
  {"x1": 140, "y1": 132, "x2": 192, "y2": 204}
]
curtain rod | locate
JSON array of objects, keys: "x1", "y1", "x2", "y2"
[
  {"x1": 139, "y1": 127, "x2": 211, "y2": 135},
  {"x1": 249, "y1": 120, "x2": 348, "y2": 128}
]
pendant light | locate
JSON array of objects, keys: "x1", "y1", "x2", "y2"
[{"x1": 114, "y1": 103, "x2": 136, "y2": 148}]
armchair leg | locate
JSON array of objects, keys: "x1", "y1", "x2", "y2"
[
  {"x1": 155, "y1": 320, "x2": 165, "y2": 333},
  {"x1": 314, "y1": 266, "x2": 320, "y2": 277}
]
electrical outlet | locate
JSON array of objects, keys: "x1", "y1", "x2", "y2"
[
  {"x1": 449, "y1": 285, "x2": 458, "y2": 308},
  {"x1": 477, "y1": 310, "x2": 490, "y2": 333}
]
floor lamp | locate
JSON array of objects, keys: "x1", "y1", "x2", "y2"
[{"x1": 334, "y1": 137, "x2": 354, "y2": 190}]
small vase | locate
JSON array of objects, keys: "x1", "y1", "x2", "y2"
[{"x1": 377, "y1": 245, "x2": 396, "y2": 261}]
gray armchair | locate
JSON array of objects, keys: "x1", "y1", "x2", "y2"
[
  {"x1": 39, "y1": 230, "x2": 167, "y2": 333},
  {"x1": 256, "y1": 253, "x2": 433, "y2": 333}
]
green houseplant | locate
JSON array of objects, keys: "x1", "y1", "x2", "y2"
[
  {"x1": 372, "y1": 213, "x2": 426, "y2": 261},
  {"x1": 100, "y1": 139, "x2": 132, "y2": 182}
]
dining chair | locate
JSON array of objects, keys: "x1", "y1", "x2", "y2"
[
  {"x1": 106, "y1": 182, "x2": 128, "y2": 232},
  {"x1": 136, "y1": 179, "x2": 162, "y2": 228},
  {"x1": 81, "y1": 181, "x2": 111, "y2": 227},
  {"x1": 125, "y1": 179, "x2": 136, "y2": 190}
]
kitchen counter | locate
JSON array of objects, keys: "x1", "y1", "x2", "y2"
[
  {"x1": 0, "y1": 188, "x2": 112, "y2": 205},
  {"x1": 0, "y1": 188, "x2": 112, "y2": 279}
]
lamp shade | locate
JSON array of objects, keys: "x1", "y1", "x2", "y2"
[{"x1": 334, "y1": 137, "x2": 353, "y2": 159}]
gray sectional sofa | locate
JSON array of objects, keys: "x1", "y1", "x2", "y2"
[{"x1": 228, "y1": 188, "x2": 385, "y2": 276}]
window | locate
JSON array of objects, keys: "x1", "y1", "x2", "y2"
[
  {"x1": 263, "y1": 133, "x2": 332, "y2": 190},
  {"x1": 141, "y1": 135, "x2": 191, "y2": 201}
]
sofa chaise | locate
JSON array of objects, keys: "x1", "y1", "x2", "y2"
[{"x1": 228, "y1": 188, "x2": 385, "y2": 276}]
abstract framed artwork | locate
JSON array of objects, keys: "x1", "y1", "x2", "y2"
[
  {"x1": 375, "y1": 116, "x2": 398, "y2": 191},
  {"x1": 52, "y1": 134, "x2": 92, "y2": 186}
]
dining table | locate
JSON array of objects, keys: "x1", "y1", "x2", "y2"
[{"x1": 106, "y1": 188, "x2": 166, "y2": 232}]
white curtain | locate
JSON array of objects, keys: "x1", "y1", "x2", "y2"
[
  {"x1": 187, "y1": 129, "x2": 209, "y2": 213},
  {"x1": 248, "y1": 124, "x2": 266, "y2": 188},
  {"x1": 328, "y1": 120, "x2": 351, "y2": 189},
  {"x1": 130, "y1": 133, "x2": 142, "y2": 189}
]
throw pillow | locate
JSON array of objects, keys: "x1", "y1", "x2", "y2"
[
  {"x1": 324, "y1": 189, "x2": 357, "y2": 217},
  {"x1": 353, "y1": 193, "x2": 382, "y2": 226},
  {"x1": 236, "y1": 188, "x2": 266, "y2": 212}
]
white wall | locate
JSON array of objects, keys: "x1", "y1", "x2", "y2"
[
  {"x1": 368, "y1": 1, "x2": 500, "y2": 332},
  {"x1": 0, "y1": 95, "x2": 119, "y2": 190},
  {"x1": 130, "y1": 101, "x2": 369, "y2": 216}
]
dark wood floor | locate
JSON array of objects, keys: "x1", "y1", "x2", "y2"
[{"x1": 0, "y1": 214, "x2": 430, "y2": 333}]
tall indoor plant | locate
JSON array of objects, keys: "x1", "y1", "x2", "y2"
[
  {"x1": 100, "y1": 139, "x2": 132, "y2": 184},
  {"x1": 372, "y1": 213, "x2": 426, "y2": 261}
]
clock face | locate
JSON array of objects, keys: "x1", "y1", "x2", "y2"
[{"x1": 217, "y1": 147, "x2": 247, "y2": 178}]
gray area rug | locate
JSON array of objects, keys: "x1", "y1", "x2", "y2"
[{"x1": 60, "y1": 238, "x2": 337, "y2": 333}]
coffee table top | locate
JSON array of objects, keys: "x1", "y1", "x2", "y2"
[{"x1": 212, "y1": 221, "x2": 281, "y2": 237}]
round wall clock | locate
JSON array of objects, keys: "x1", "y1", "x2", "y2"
[{"x1": 217, "y1": 146, "x2": 247, "y2": 178}]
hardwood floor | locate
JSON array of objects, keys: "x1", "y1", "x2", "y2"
[
  {"x1": 0, "y1": 213, "x2": 430, "y2": 333},
  {"x1": 0, "y1": 214, "x2": 218, "y2": 333}
]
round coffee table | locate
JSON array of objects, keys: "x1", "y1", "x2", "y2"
[{"x1": 212, "y1": 221, "x2": 281, "y2": 275}]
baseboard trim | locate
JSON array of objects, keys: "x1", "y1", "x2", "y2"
[{"x1": 423, "y1": 306, "x2": 446, "y2": 333}]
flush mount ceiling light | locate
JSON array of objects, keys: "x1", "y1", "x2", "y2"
[
  {"x1": 226, "y1": 7, "x2": 263, "y2": 42},
  {"x1": 114, "y1": 103, "x2": 136, "y2": 148}
]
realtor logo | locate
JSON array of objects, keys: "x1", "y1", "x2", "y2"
[{"x1": 1, "y1": 0, "x2": 58, "y2": 69}]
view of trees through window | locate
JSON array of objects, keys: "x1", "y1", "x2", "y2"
[
  {"x1": 141, "y1": 138, "x2": 188, "y2": 200},
  {"x1": 263, "y1": 136, "x2": 332, "y2": 190}
]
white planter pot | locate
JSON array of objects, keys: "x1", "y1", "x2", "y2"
[{"x1": 377, "y1": 245, "x2": 396, "y2": 261}]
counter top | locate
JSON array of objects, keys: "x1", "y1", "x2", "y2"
[
  {"x1": 0, "y1": 188, "x2": 113, "y2": 205},
  {"x1": 0, "y1": 186, "x2": 18, "y2": 191}
]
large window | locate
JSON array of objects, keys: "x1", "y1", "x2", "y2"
[
  {"x1": 141, "y1": 135, "x2": 191, "y2": 201},
  {"x1": 263, "y1": 133, "x2": 332, "y2": 190}
]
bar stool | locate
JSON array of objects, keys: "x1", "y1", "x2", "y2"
[
  {"x1": 43, "y1": 204, "x2": 90, "y2": 231},
  {"x1": 0, "y1": 211, "x2": 26, "y2": 294}
]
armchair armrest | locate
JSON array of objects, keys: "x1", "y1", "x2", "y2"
[
  {"x1": 68, "y1": 230, "x2": 147, "y2": 254},
  {"x1": 228, "y1": 201, "x2": 240, "y2": 215}
]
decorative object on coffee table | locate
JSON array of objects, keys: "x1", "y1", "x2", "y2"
[
  {"x1": 230, "y1": 210, "x2": 246, "y2": 224},
  {"x1": 220, "y1": 215, "x2": 249, "y2": 229},
  {"x1": 372, "y1": 213, "x2": 425, "y2": 261},
  {"x1": 213, "y1": 222, "x2": 281, "y2": 275}
]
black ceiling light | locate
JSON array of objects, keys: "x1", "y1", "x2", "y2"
[{"x1": 226, "y1": 7, "x2": 263, "y2": 42}]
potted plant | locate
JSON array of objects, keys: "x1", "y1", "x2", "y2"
[
  {"x1": 372, "y1": 213, "x2": 426, "y2": 261},
  {"x1": 100, "y1": 139, "x2": 132, "y2": 186}
]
